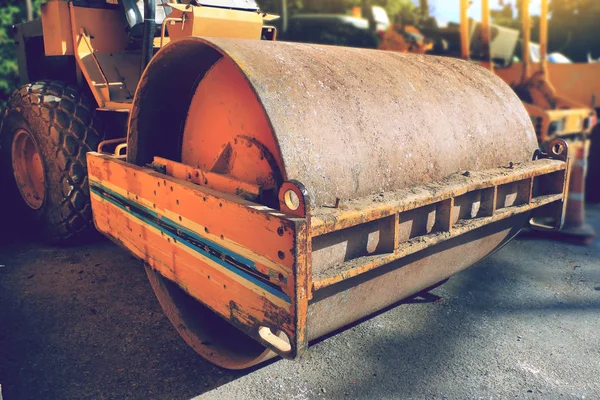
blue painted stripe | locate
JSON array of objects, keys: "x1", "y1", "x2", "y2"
[
  {"x1": 93, "y1": 183, "x2": 261, "y2": 273},
  {"x1": 90, "y1": 183, "x2": 291, "y2": 304}
]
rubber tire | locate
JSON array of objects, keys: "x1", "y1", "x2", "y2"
[
  {"x1": 0, "y1": 80, "x2": 104, "y2": 244},
  {"x1": 586, "y1": 124, "x2": 600, "y2": 203}
]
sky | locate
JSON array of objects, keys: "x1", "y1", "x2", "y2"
[{"x1": 422, "y1": 0, "x2": 543, "y2": 26}]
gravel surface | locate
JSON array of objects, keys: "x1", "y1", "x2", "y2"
[{"x1": 0, "y1": 205, "x2": 599, "y2": 400}]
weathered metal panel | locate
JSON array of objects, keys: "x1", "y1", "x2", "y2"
[
  {"x1": 307, "y1": 214, "x2": 526, "y2": 341},
  {"x1": 87, "y1": 152, "x2": 308, "y2": 359}
]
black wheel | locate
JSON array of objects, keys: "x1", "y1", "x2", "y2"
[
  {"x1": 586, "y1": 124, "x2": 600, "y2": 203},
  {"x1": 0, "y1": 80, "x2": 104, "y2": 244}
]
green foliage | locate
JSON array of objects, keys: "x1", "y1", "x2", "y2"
[
  {"x1": 491, "y1": 3, "x2": 520, "y2": 30},
  {"x1": 302, "y1": 0, "x2": 348, "y2": 14},
  {"x1": 258, "y1": 0, "x2": 423, "y2": 23},
  {"x1": 257, "y1": 0, "x2": 302, "y2": 14},
  {"x1": 549, "y1": 0, "x2": 600, "y2": 61},
  {"x1": 0, "y1": 0, "x2": 43, "y2": 110},
  {"x1": 0, "y1": 5, "x2": 23, "y2": 109},
  {"x1": 370, "y1": 0, "x2": 420, "y2": 25}
]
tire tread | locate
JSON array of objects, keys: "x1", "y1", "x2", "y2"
[{"x1": 3, "y1": 80, "x2": 104, "y2": 243}]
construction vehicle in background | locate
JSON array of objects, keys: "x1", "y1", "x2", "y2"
[
  {"x1": 1, "y1": 0, "x2": 570, "y2": 368},
  {"x1": 518, "y1": 58, "x2": 600, "y2": 203},
  {"x1": 494, "y1": 50, "x2": 600, "y2": 204},
  {"x1": 459, "y1": 0, "x2": 596, "y2": 245}
]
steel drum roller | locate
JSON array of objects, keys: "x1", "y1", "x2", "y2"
[
  {"x1": 123, "y1": 37, "x2": 546, "y2": 369},
  {"x1": 129, "y1": 38, "x2": 539, "y2": 206}
]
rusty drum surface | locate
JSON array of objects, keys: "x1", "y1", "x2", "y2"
[{"x1": 128, "y1": 37, "x2": 539, "y2": 207}]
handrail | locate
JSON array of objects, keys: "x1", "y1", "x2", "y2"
[
  {"x1": 79, "y1": 28, "x2": 110, "y2": 90},
  {"x1": 160, "y1": 16, "x2": 184, "y2": 48}
]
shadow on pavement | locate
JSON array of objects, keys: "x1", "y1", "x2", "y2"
[{"x1": 0, "y1": 231, "x2": 248, "y2": 400}]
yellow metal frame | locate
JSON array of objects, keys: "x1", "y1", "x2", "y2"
[
  {"x1": 481, "y1": 0, "x2": 493, "y2": 73},
  {"x1": 166, "y1": 3, "x2": 264, "y2": 42},
  {"x1": 66, "y1": 3, "x2": 136, "y2": 109},
  {"x1": 515, "y1": 0, "x2": 593, "y2": 142}
]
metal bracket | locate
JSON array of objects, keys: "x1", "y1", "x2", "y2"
[
  {"x1": 533, "y1": 138, "x2": 569, "y2": 162},
  {"x1": 278, "y1": 180, "x2": 310, "y2": 218},
  {"x1": 529, "y1": 138, "x2": 569, "y2": 232}
]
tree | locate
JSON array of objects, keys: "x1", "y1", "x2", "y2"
[
  {"x1": 303, "y1": 0, "x2": 348, "y2": 13},
  {"x1": 491, "y1": 3, "x2": 520, "y2": 30},
  {"x1": 0, "y1": 0, "x2": 43, "y2": 109},
  {"x1": 362, "y1": 0, "x2": 420, "y2": 25},
  {"x1": 26, "y1": 0, "x2": 34, "y2": 21},
  {"x1": 257, "y1": 0, "x2": 422, "y2": 25},
  {"x1": 548, "y1": 0, "x2": 600, "y2": 61}
]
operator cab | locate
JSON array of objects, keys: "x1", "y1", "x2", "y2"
[{"x1": 119, "y1": 0, "x2": 260, "y2": 37}]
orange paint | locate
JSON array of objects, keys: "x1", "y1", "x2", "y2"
[{"x1": 88, "y1": 153, "x2": 309, "y2": 358}]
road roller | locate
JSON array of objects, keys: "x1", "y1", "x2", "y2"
[{"x1": 1, "y1": 0, "x2": 570, "y2": 368}]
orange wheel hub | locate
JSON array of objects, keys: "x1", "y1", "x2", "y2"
[{"x1": 11, "y1": 128, "x2": 46, "y2": 210}]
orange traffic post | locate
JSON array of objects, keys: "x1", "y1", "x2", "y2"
[
  {"x1": 560, "y1": 140, "x2": 596, "y2": 244},
  {"x1": 460, "y1": 0, "x2": 470, "y2": 60}
]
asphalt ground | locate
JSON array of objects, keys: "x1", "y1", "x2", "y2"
[{"x1": 0, "y1": 205, "x2": 599, "y2": 400}]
